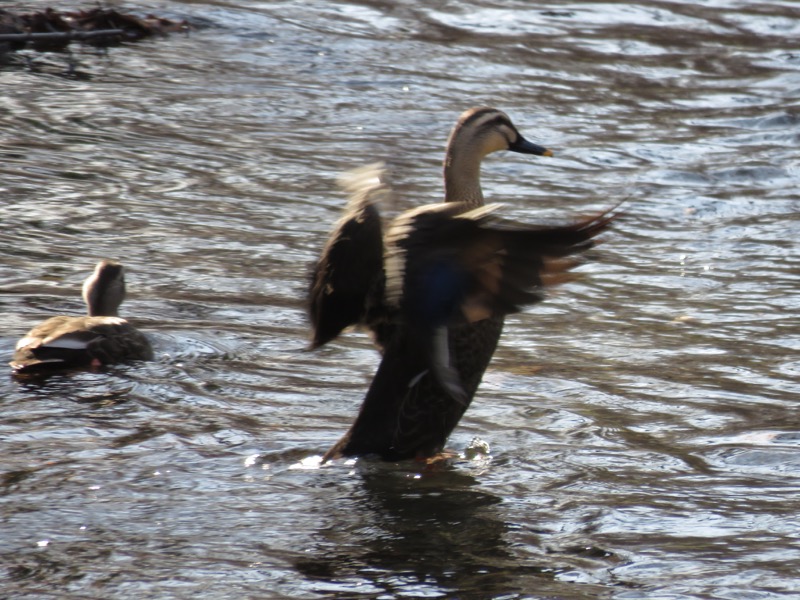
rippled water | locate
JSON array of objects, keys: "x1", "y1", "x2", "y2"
[{"x1": 1, "y1": 0, "x2": 799, "y2": 598}]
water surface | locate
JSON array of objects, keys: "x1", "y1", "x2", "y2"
[{"x1": 1, "y1": 1, "x2": 799, "y2": 598}]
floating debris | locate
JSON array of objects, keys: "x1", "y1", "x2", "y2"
[{"x1": 0, "y1": 6, "x2": 190, "y2": 54}]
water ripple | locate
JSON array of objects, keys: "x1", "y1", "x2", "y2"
[{"x1": 1, "y1": 0, "x2": 799, "y2": 598}]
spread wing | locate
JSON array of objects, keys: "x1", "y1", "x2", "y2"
[
  {"x1": 381, "y1": 203, "x2": 616, "y2": 406},
  {"x1": 386, "y1": 203, "x2": 616, "y2": 329},
  {"x1": 307, "y1": 163, "x2": 390, "y2": 349}
]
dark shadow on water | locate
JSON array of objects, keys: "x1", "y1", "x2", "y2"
[{"x1": 294, "y1": 460, "x2": 558, "y2": 598}]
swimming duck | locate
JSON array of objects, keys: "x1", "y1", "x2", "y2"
[
  {"x1": 308, "y1": 107, "x2": 614, "y2": 461},
  {"x1": 10, "y1": 260, "x2": 154, "y2": 374}
]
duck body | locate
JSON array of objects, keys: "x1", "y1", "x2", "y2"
[
  {"x1": 11, "y1": 315, "x2": 154, "y2": 374},
  {"x1": 327, "y1": 313, "x2": 504, "y2": 460},
  {"x1": 309, "y1": 107, "x2": 612, "y2": 461},
  {"x1": 10, "y1": 260, "x2": 154, "y2": 374}
]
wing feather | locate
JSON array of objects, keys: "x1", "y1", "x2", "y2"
[{"x1": 307, "y1": 163, "x2": 389, "y2": 349}]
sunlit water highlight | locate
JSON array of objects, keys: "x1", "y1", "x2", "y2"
[{"x1": 1, "y1": 1, "x2": 799, "y2": 598}]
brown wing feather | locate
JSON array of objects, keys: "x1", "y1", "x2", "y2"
[
  {"x1": 307, "y1": 164, "x2": 389, "y2": 349},
  {"x1": 459, "y1": 208, "x2": 616, "y2": 322}
]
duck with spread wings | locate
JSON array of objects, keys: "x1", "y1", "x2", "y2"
[{"x1": 309, "y1": 107, "x2": 615, "y2": 461}]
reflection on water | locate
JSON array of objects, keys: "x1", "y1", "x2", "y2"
[
  {"x1": 296, "y1": 465, "x2": 519, "y2": 597},
  {"x1": 1, "y1": 0, "x2": 799, "y2": 597}
]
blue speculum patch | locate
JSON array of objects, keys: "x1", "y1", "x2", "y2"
[{"x1": 407, "y1": 259, "x2": 468, "y2": 328}]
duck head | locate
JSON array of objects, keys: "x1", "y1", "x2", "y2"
[
  {"x1": 443, "y1": 107, "x2": 552, "y2": 204},
  {"x1": 82, "y1": 259, "x2": 126, "y2": 317}
]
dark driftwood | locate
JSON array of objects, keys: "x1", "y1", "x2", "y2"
[
  {"x1": 0, "y1": 29, "x2": 127, "y2": 43},
  {"x1": 0, "y1": 7, "x2": 190, "y2": 54}
]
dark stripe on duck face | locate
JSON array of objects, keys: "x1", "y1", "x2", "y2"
[
  {"x1": 459, "y1": 107, "x2": 513, "y2": 130},
  {"x1": 456, "y1": 107, "x2": 517, "y2": 143},
  {"x1": 475, "y1": 113, "x2": 551, "y2": 157}
]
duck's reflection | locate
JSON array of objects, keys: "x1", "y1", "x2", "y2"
[{"x1": 294, "y1": 460, "x2": 554, "y2": 597}]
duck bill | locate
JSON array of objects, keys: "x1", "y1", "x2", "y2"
[{"x1": 510, "y1": 135, "x2": 553, "y2": 157}]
